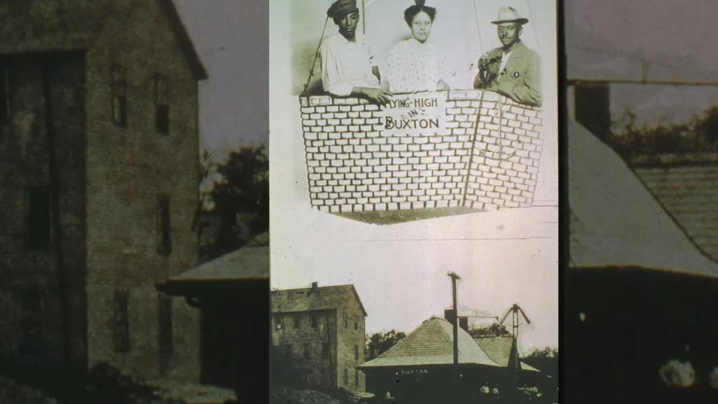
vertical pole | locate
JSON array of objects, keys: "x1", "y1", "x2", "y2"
[{"x1": 448, "y1": 272, "x2": 461, "y2": 403}]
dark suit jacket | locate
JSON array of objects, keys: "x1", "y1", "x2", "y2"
[{"x1": 473, "y1": 41, "x2": 541, "y2": 107}]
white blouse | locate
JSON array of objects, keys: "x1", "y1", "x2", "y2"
[{"x1": 386, "y1": 38, "x2": 445, "y2": 93}]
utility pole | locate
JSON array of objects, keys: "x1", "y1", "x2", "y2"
[{"x1": 448, "y1": 272, "x2": 461, "y2": 403}]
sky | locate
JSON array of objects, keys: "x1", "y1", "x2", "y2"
[
  {"x1": 173, "y1": 0, "x2": 269, "y2": 161},
  {"x1": 270, "y1": 0, "x2": 558, "y2": 355}
]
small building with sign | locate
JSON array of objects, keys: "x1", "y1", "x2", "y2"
[
  {"x1": 358, "y1": 317, "x2": 537, "y2": 403},
  {"x1": 271, "y1": 283, "x2": 367, "y2": 392}
]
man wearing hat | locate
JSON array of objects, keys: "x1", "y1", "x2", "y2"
[
  {"x1": 473, "y1": 6, "x2": 541, "y2": 107},
  {"x1": 320, "y1": 0, "x2": 392, "y2": 105}
]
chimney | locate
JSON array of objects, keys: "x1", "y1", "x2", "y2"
[
  {"x1": 444, "y1": 309, "x2": 456, "y2": 324},
  {"x1": 459, "y1": 317, "x2": 469, "y2": 332},
  {"x1": 311, "y1": 282, "x2": 318, "y2": 291}
]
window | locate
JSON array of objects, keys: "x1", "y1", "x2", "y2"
[
  {"x1": 311, "y1": 313, "x2": 318, "y2": 329},
  {"x1": 0, "y1": 66, "x2": 9, "y2": 126},
  {"x1": 355, "y1": 345, "x2": 359, "y2": 361},
  {"x1": 19, "y1": 286, "x2": 45, "y2": 354},
  {"x1": 275, "y1": 315, "x2": 284, "y2": 330},
  {"x1": 155, "y1": 74, "x2": 170, "y2": 134},
  {"x1": 111, "y1": 65, "x2": 127, "y2": 127},
  {"x1": 355, "y1": 369, "x2": 359, "y2": 388},
  {"x1": 344, "y1": 315, "x2": 348, "y2": 329},
  {"x1": 157, "y1": 294, "x2": 173, "y2": 355},
  {"x1": 293, "y1": 314, "x2": 300, "y2": 329},
  {"x1": 343, "y1": 369, "x2": 349, "y2": 386},
  {"x1": 114, "y1": 290, "x2": 131, "y2": 353},
  {"x1": 27, "y1": 188, "x2": 51, "y2": 250},
  {"x1": 354, "y1": 320, "x2": 359, "y2": 331},
  {"x1": 156, "y1": 195, "x2": 172, "y2": 255},
  {"x1": 303, "y1": 343, "x2": 311, "y2": 360},
  {"x1": 321, "y1": 343, "x2": 329, "y2": 359}
]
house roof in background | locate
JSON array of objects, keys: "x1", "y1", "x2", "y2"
[
  {"x1": 568, "y1": 119, "x2": 718, "y2": 278},
  {"x1": 359, "y1": 318, "x2": 534, "y2": 369}
]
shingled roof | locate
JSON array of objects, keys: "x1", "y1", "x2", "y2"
[
  {"x1": 632, "y1": 154, "x2": 718, "y2": 262},
  {"x1": 474, "y1": 335, "x2": 515, "y2": 367},
  {"x1": 0, "y1": 0, "x2": 207, "y2": 79},
  {"x1": 271, "y1": 284, "x2": 368, "y2": 317},
  {"x1": 359, "y1": 318, "x2": 539, "y2": 371},
  {"x1": 568, "y1": 119, "x2": 718, "y2": 278}
]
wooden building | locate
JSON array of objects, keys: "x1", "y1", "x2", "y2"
[
  {"x1": 567, "y1": 118, "x2": 718, "y2": 402},
  {"x1": 358, "y1": 317, "x2": 538, "y2": 403}
]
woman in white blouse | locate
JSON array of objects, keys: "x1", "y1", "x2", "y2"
[{"x1": 386, "y1": 0, "x2": 449, "y2": 93}]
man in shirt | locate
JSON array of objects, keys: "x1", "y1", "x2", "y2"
[
  {"x1": 473, "y1": 7, "x2": 541, "y2": 107},
  {"x1": 320, "y1": 0, "x2": 392, "y2": 105}
]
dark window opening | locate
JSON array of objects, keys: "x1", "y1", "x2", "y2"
[
  {"x1": 19, "y1": 286, "x2": 45, "y2": 354},
  {"x1": 275, "y1": 315, "x2": 284, "y2": 330},
  {"x1": 303, "y1": 344, "x2": 311, "y2": 360},
  {"x1": 321, "y1": 343, "x2": 329, "y2": 359},
  {"x1": 293, "y1": 314, "x2": 300, "y2": 329},
  {"x1": 355, "y1": 370, "x2": 359, "y2": 388},
  {"x1": 311, "y1": 314, "x2": 318, "y2": 329},
  {"x1": 157, "y1": 195, "x2": 172, "y2": 255},
  {"x1": 28, "y1": 188, "x2": 51, "y2": 250},
  {"x1": 0, "y1": 67, "x2": 10, "y2": 126},
  {"x1": 343, "y1": 369, "x2": 349, "y2": 386},
  {"x1": 114, "y1": 290, "x2": 131, "y2": 353},
  {"x1": 111, "y1": 65, "x2": 127, "y2": 127},
  {"x1": 344, "y1": 316, "x2": 348, "y2": 329},
  {"x1": 354, "y1": 320, "x2": 358, "y2": 331},
  {"x1": 355, "y1": 345, "x2": 359, "y2": 361},
  {"x1": 155, "y1": 74, "x2": 170, "y2": 134},
  {"x1": 157, "y1": 294, "x2": 173, "y2": 355}
]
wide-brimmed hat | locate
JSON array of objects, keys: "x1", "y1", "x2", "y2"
[
  {"x1": 327, "y1": 0, "x2": 359, "y2": 19},
  {"x1": 491, "y1": 6, "x2": 528, "y2": 25}
]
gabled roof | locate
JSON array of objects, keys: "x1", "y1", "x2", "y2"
[
  {"x1": 0, "y1": 0, "x2": 207, "y2": 80},
  {"x1": 632, "y1": 154, "x2": 718, "y2": 262},
  {"x1": 568, "y1": 119, "x2": 718, "y2": 278},
  {"x1": 359, "y1": 318, "x2": 499, "y2": 369},
  {"x1": 271, "y1": 284, "x2": 368, "y2": 317}
]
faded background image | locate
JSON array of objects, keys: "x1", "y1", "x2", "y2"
[{"x1": 567, "y1": 0, "x2": 718, "y2": 402}]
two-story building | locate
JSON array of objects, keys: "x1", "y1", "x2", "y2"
[
  {"x1": 0, "y1": 0, "x2": 207, "y2": 384},
  {"x1": 271, "y1": 282, "x2": 367, "y2": 392}
]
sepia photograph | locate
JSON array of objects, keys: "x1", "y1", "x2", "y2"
[
  {"x1": 0, "y1": 1, "x2": 268, "y2": 403},
  {"x1": 566, "y1": 0, "x2": 718, "y2": 402},
  {"x1": 270, "y1": 0, "x2": 558, "y2": 403}
]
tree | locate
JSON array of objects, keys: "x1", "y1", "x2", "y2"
[
  {"x1": 365, "y1": 330, "x2": 407, "y2": 361},
  {"x1": 198, "y1": 145, "x2": 269, "y2": 261},
  {"x1": 467, "y1": 323, "x2": 511, "y2": 338}
]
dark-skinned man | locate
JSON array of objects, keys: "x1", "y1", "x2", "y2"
[
  {"x1": 474, "y1": 7, "x2": 541, "y2": 108},
  {"x1": 320, "y1": 0, "x2": 393, "y2": 106}
]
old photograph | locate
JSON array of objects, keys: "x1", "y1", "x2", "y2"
[
  {"x1": 566, "y1": 0, "x2": 718, "y2": 402},
  {"x1": 275, "y1": 0, "x2": 557, "y2": 225},
  {"x1": 270, "y1": 0, "x2": 558, "y2": 403},
  {"x1": 0, "y1": 1, "x2": 268, "y2": 403}
]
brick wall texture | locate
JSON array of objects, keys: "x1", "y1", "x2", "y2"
[
  {"x1": 300, "y1": 90, "x2": 543, "y2": 213},
  {"x1": 0, "y1": 0, "x2": 201, "y2": 383}
]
